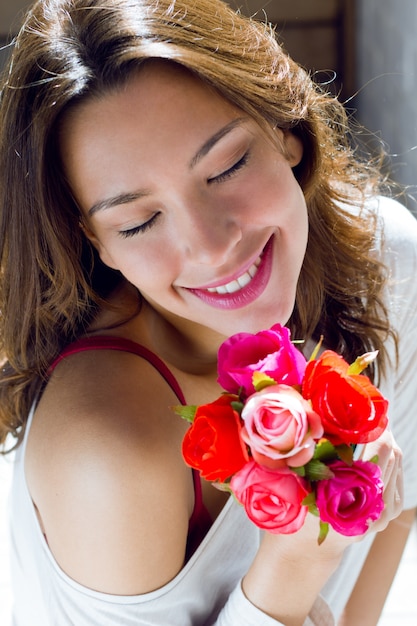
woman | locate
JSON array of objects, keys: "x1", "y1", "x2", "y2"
[{"x1": 0, "y1": 0, "x2": 415, "y2": 624}]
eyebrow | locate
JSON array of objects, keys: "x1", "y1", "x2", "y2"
[
  {"x1": 87, "y1": 117, "x2": 247, "y2": 216},
  {"x1": 189, "y1": 117, "x2": 247, "y2": 169},
  {"x1": 88, "y1": 191, "x2": 151, "y2": 217}
]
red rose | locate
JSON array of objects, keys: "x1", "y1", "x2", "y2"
[
  {"x1": 302, "y1": 350, "x2": 388, "y2": 446},
  {"x1": 182, "y1": 396, "x2": 248, "y2": 482}
]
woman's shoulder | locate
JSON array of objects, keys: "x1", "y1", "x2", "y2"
[
  {"x1": 345, "y1": 194, "x2": 417, "y2": 269},
  {"x1": 344, "y1": 195, "x2": 417, "y2": 262},
  {"x1": 371, "y1": 195, "x2": 417, "y2": 243},
  {"x1": 25, "y1": 345, "x2": 193, "y2": 595},
  {"x1": 34, "y1": 339, "x2": 185, "y2": 441},
  {"x1": 371, "y1": 196, "x2": 417, "y2": 282},
  {"x1": 342, "y1": 194, "x2": 417, "y2": 241}
]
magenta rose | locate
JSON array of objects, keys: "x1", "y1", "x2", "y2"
[
  {"x1": 230, "y1": 461, "x2": 309, "y2": 534},
  {"x1": 315, "y1": 460, "x2": 384, "y2": 536},
  {"x1": 217, "y1": 324, "x2": 307, "y2": 398},
  {"x1": 240, "y1": 384, "x2": 323, "y2": 468}
]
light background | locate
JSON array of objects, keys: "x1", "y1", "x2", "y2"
[{"x1": 0, "y1": 1, "x2": 416, "y2": 623}]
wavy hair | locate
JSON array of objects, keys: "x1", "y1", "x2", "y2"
[{"x1": 0, "y1": 0, "x2": 393, "y2": 448}]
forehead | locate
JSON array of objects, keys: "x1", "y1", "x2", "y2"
[
  {"x1": 57, "y1": 61, "x2": 249, "y2": 211},
  {"x1": 60, "y1": 60, "x2": 241, "y2": 138}
]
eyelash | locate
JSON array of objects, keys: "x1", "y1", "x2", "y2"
[
  {"x1": 208, "y1": 151, "x2": 250, "y2": 184},
  {"x1": 119, "y1": 212, "x2": 161, "y2": 238},
  {"x1": 118, "y1": 152, "x2": 249, "y2": 238}
]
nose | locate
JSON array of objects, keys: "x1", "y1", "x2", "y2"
[{"x1": 178, "y1": 201, "x2": 243, "y2": 267}]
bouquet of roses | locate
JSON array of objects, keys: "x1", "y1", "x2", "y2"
[{"x1": 174, "y1": 324, "x2": 388, "y2": 543}]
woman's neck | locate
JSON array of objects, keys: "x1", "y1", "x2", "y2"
[
  {"x1": 143, "y1": 302, "x2": 223, "y2": 376},
  {"x1": 89, "y1": 282, "x2": 224, "y2": 377}
]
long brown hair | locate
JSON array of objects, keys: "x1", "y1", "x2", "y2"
[{"x1": 0, "y1": 0, "x2": 393, "y2": 448}]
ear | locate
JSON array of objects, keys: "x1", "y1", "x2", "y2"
[
  {"x1": 79, "y1": 219, "x2": 119, "y2": 270},
  {"x1": 282, "y1": 130, "x2": 303, "y2": 167}
]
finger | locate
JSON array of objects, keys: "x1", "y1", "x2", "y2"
[
  {"x1": 383, "y1": 456, "x2": 403, "y2": 518},
  {"x1": 362, "y1": 428, "x2": 398, "y2": 476},
  {"x1": 371, "y1": 452, "x2": 404, "y2": 534}
]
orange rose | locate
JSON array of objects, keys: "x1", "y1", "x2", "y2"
[
  {"x1": 182, "y1": 395, "x2": 248, "y2": 482},
  {"x1": 302, "y1": 350, "x2": 388, "y2": 446}
]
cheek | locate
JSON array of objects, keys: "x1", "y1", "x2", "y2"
[
  {"x1": 96, "y1": 245, "x2": 120, "y2": 271},
  {"x1": 227, "y1": 158, "x2": 304, "y2": 224},
  {"x1": 264, "y1": 166, "x2": 308, "y2": 232},
  {"x1": 283, "y1": 184, "x2": 309, "y2": 259},
  {"x1": 113, "y1": 243, "x2": 175, "y2": 293}
]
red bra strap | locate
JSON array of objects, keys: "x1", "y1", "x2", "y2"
[
  {"x1": 48, "y1": 335, "x2": 209, "y2": 543},
  {"x1": 47, "y1": 335, "x2": 186, "y2": 405}
]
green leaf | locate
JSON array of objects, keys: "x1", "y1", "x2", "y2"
[
  {"x1": 368, "y1": 454, "x2": 379, "y2": 464},
  {"x1": 313, "y1": 439, "x2": 337, "y2": 462},
  {"x1": 308, "y1": 336, "x2": 324, "y2": 362},
  {"x1": 231, "y1": 401, "x2": 244, "y2": 415},
  {"x1": 302, "y1": 491, "x2": 316, "y2": 507},
  {"x1": 347, "y1": 350, "x2": 378, "y2": 375},
  {"x1": 304, "y1": 459, "x2": 335, "y2": 481},
  {"x1": 291, "y1": 465, "x2": 306, "y2": 477},
  {"x1": 212, "y1": 481, "x2": 234, "y2": 494},
  {"x1": 172, "y1": 404, "x2": 197, "y2": 423},
  {"x1": 335, "y1": 444, "x2": 354, "y2": 465},
  {"x1": 252, "y1": 371, "x2": 276, "y2": 392},
  {"x1": 303, "y1": 493, "x2": 320, "y2": 517},
  {"x1": 317, "y1": 521, "x2": 329, "y2": 545}
]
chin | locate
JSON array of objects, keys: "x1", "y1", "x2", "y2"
[{"x1": 211, "y1": 307, "x2": 294, "y2": 338}]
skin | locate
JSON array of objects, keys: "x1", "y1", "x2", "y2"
[
  {"x1": 25, "y1": 62, "x2": 407, "y2": 623},
  {"x1": 61, "y1": 62, "x2": 308, "y2": 361}
]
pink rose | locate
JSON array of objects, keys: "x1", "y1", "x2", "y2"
[
  {"x1": 315, "y1": 460, "x2": 384, "y2": 536},
  {"x1": 217, "y1": 324, "x2": 307, "y2": 398},
  {"x1": 231, "y1": 461, "x2": 309, "y2": 533},
  {"x1": 241, "y1": 385, "x2": 323, "y2": 468}
]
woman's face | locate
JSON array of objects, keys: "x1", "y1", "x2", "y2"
[{"x1": 60, "y1": 62, "x2": 308, "y2": 342}]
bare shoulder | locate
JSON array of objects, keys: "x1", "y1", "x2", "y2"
[{"x1": 26, "y1": 348, "x2": 193, "y2": 594}]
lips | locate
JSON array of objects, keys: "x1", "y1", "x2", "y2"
[
  {"x1": 205, "y1": 257, "x2": 261, "y2": 294},
  {"x1": 188, "y1": 238, "x2": 273, "y2": 310}
]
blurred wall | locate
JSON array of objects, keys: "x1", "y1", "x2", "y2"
[
  {"x1": 0, "y1": 0, "x2": 32, "y2": 70},
  {"x1": 228, "y1": 0, "x2": 353, "y2": 99},
  {"x1": 0, "y1": 0, "x2": 31, "y2": 32},
  {"x1": 355, "y1": 0, "x2": 417, "y2": 207},
  {"x1": 1, "y1": 0, "x2": 416, "y2": 206}
]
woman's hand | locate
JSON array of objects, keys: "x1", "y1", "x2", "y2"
[
  {"x1": 357, "y1": 427, "x2": 404, "y2": 532},
  {"x1": 241, "y1": 428, "x2": 404, "y2": 626},
  {"x1": 263, "y1": 427, "x2": 403, "y2": 563},
  {"x1": 338, "y1": 430, "x2": 411, "y2": 626}
]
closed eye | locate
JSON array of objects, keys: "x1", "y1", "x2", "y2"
[
  {"x1": 118, "y1": 212, "x2": 161, "y2": 238},
  {"x1": 208, "y1": 152, "x2": 249, "y2": 184}
]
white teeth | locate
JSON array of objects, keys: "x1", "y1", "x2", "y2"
[
  {"x1": 225, "y1": 280, "x2": 241, "y2": 293},
  {"x1": 214, "y1": 285, "x2": 228, "y2": 294},
  {"x1": 237, "y1": 273, "x2": 252, "y2": 288},
  {"x1": 206, "y1": 257, "x2": 260, "y2": 295}
]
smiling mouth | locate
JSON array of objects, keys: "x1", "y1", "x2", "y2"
[
  {"x1": 204, "y1": 257, "x2": 262, "y2": 295},
  {"x1": 188, "y1": 237, "x2": 273, "y2": 310}
]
